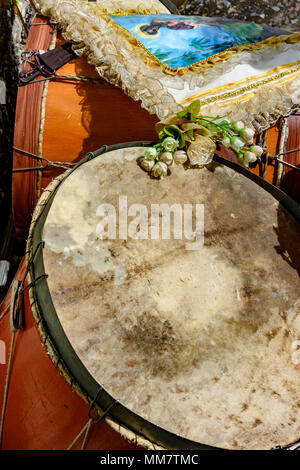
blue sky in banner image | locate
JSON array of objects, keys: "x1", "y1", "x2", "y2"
[{"x1": 110, "y1": 15, "x2": 291, "y2": 68}]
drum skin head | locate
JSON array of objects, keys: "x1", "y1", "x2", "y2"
[{"x1": 42, "y1": 147, "x2": 300, "y2": 450}]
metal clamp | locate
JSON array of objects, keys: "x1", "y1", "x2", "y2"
[{"x1": 19, "y1": 51, "x2": 56, "y2": 85}]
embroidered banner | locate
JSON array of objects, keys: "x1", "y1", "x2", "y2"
[
  {"x1": 36, "y1": 0, "x2": 300, "y2": 129},
  {"x1": 110, "y1": 14, "x2": 292, "y2": 68}
]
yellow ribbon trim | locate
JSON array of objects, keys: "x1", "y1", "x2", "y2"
[
  {"x1": 209, "y1": 73, "x2": 298, "y2": 108},
  {"x1": 197, "y1": 68, "x2": 300, "y2": 108},
  {"x1": 179, "y1": 60, "x2": 300, "y2": 105}
]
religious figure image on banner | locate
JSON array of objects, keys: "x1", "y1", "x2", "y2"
[{"x1": 111, "y1": 14, "x2": 292, "y2": 67}]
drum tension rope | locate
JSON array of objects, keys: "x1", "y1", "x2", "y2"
[
  {"x1": 88, "y1": 385, "x2": 120, "y2": 425},
  {"x1": 12, "y1": 146, "x2": 75, "y2": 173},
  {"x1": 67, "y1": 385, "x2": 120, "y2": 450}
]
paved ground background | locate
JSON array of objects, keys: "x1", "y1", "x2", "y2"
[{"x1": 181, "y1": 0, "x2": 300, "y2": 31}]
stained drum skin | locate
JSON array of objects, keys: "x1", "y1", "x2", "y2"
[{"x1": 43, "y1": 148, "x2": 300, "y2": 450}]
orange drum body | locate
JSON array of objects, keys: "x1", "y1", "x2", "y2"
[
  {"x1": 251, "y1": 116, "x2": 300, "y2": 203},
  {"x1": 13, "y1": 16, "x2": 158, "y2": 242}
]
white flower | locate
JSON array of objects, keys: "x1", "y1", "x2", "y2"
[
  {"x1": 140, "y1": 157, "x2": 155, "y2": 172},
  {"x1": 151, "y1": 161, "x2": 168, "y2": 178},
  {"x1": 221, "y1": 136, "x2": 231, "y2": 148},
  {"x1": 232, "y1": 121, "x2": 245, "y2": 132},
  {"x1": 144, "y1": 147, "x2": 157, "y2": 159},
  {"x1": 240, "y1": 127, "x2": 255, "y2": 143},
  {"x1": 249, "y1": 145, "x2": 264, "y2": 157},
  {"x1": 230, "y1": 136, "x2": 245, "y2": 152},
  {"x1": 161, "y1": 137, "x2": 179, "y2": 152},
  {"x1": 187, "y1": 136, "x2": 216, "y2": 166},
  {"x1": 244, "y1": 151, "x2": 257, "y2": 165},
  {"x1": 160, "y1": 152, "x2": 173, "y2": 166},
  {"x1": 173, "y1": 150, "x2": 188, "y2": 164}
]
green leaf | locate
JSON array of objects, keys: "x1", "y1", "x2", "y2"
[
  {"x1": 158, "y1": 125, "x2": 185, "y2": 149},
  {"x1": 187, "y1": 100, "x2": 200, "y2": 117},
  {"x1": 177, "y1": 100, "x2": 201, "y2": 122},
  {"x1": 178, "y1": 133, "x2": 186, "y2": 149},
  {"x1": 162, "y1": 125, "x2": 179, "y2": 139},
  {"x1": 158, "y1": 129, "x2": 166, "y2": 140},
  {"x1": 177, "y1": 109, "x2": 190, "y2": 120},
  {"x1": 164, "y1": 127, "x2": 178, "y2": 137},
  {"x1": 186, "y1": 129, "x2": 194, "y2": 141}
]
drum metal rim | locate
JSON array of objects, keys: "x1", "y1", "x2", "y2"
[{"x1": 26, "y1": 141, "x2": 300, "y2": 451}]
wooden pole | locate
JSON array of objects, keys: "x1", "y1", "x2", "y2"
[
  {"x1": 0, "y1": 0, "x2": 18, "y2": 301},
  {"x1": 28, "y1": 0, "x2": 38, "y2": 12}
]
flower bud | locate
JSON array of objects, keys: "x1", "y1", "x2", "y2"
[
  {"x1": 244, "y1": 151, "x2": 257, "y2": 165},
  {"x1": 160, "y1": 152, "x2": 173, "y2": 166},
  {"x1": 237, "y1": 151, "x2": 245, "y2": 164},
  {"x1": 219, "y1": 119, "x2": 230, "y2": 125},
  {"x1": 173, "y1": 150, "x2": 188, "y2": 164},
  {"x1": 140, "y1": 157, "x2": 155, "y2": 172},
  {"x1": 144, "y1": 147, "x2": 157, "y2": 159},
  {"x1": 249, "y1": 145, "x2": 264, "y2": 157},
  {"x1": 221, "y1": 136, "x2": 231, "y2": 148},
  {"x1": 230, "y1": 136, "x2": 245, "y2": 152},
  {"x1": 231, "y1": 121, "x2": 244, "y2": 132},
  {"x1": 151, "y1": 161, "x2": 168, "y2": 178},
  {"x1": 240, "y1": 127, "x2": 255, "y2": 143},
  {"x1": 161, "y1": 137, "x2": 179, "y2": 152}
]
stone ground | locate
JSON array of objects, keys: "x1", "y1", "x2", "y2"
[
  {"x1": 0, "y1": 0, "x2": 299, "y2": 300},
  {"x1": 181, "y1": 0, "x2": 300, "y2": 31}
]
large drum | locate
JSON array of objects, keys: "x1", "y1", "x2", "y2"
[
  {"x1": 13, "y1": 0, "x2": 180, "y2": 242},
  {"x1": 2, "y1": 142, "x2": 300, "y2": 450}
]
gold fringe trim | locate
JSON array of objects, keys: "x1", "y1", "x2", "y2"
[
  {"x1": 186, "y1": 66, "x2": 300, "y2": 108},
  {"x1": 101, "y1": 8, "x2": 160, "y2": 16},
  {"x1": 180, "y1": 60, "x2": 300, "y2": 104}
]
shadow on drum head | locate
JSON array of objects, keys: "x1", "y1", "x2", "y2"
[{"x1": 281, "y1": 165, "x2": 300, "y2": 204}]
